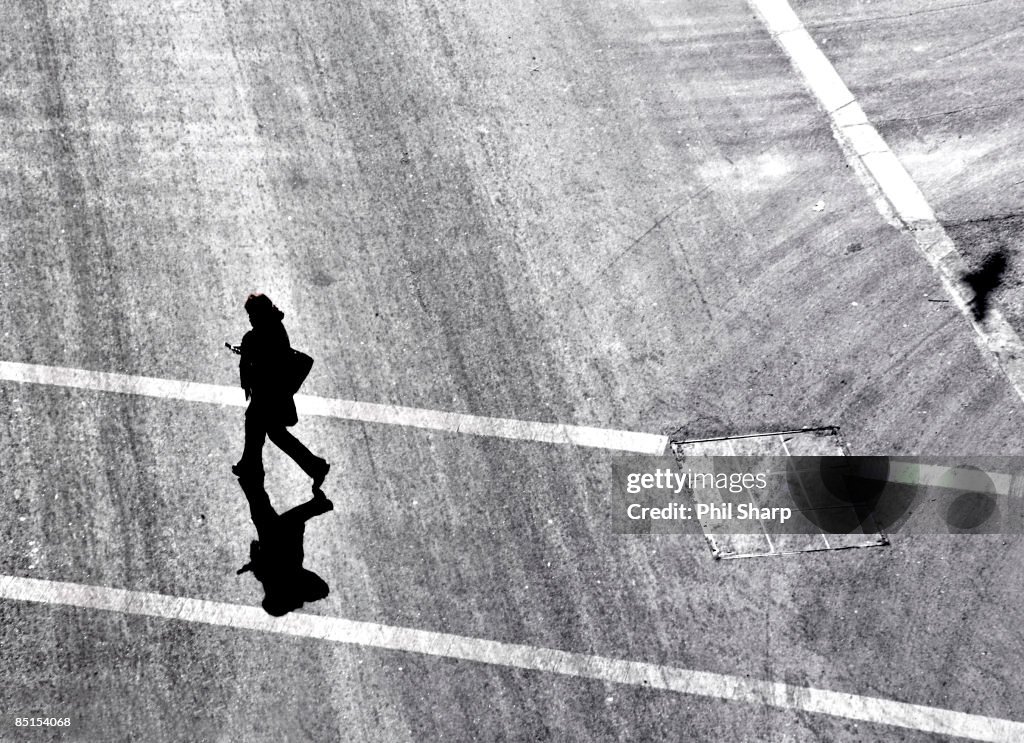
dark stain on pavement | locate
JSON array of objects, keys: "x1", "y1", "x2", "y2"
[{"x1": 962, "y1": 248, "x2": 1009, "y2": 321}]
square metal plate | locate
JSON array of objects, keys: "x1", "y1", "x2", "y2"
[{"x1": 670, "y1": 427, "x2": 888, "y2": 559}]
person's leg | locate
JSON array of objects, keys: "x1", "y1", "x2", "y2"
[
  {"x1": 267, "y1": 425, "x2": 328, "y2": 481},
  {"x1": 280, "y1": 495, "x2": 334, "y2": 527},
  {"x1": 237, "y1": 475, "x2": 278, "y2": 539},
  {"x1": 235, "y1": 407, "x2": 268, "y2": 475}
]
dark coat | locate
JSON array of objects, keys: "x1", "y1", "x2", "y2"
[{"x1": 239, "y1": 319, "x2": 298, "y2": 427}]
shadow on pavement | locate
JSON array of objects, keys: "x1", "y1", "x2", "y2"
[
  {"x1": 963, "y1": 248, "x2": 1009, "y2": 321},
  {"x1": 235, "y1": 475, "x2": 334, "y2": 616}
]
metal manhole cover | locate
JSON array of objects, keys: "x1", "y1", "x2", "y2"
[{"x1": 670, "y1": 427, "x2": 888, "y2": 559}]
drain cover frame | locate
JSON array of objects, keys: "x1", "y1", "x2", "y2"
[{"x1": 670, "y1": 427, "x2": 889, "y2": 559}]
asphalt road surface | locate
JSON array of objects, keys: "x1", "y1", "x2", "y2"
[{"x1": 2, "y1": 0, "x2": 1023, "y2": 740}]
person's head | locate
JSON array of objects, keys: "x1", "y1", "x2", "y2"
[{"x1": 244, "y1": 293, "x2": 284, "y2": 327}]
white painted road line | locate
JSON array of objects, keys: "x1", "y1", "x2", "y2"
[
  {"x1": 748, "y1": 0, "x2": 1024, "y2": 405},
  {"x1": 2, "y1": 574, "x2": 1021, "y2": 742},
  {"x1": 0, "y1": 360, "x2": 668, "y2": 455},
  {"x1": 875, "y1": 461, "x2": 1014, "y2": 496}
]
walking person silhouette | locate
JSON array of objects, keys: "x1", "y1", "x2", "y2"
[{"x1": 232, "y1": 293, "x2": 330, "y2": 489}]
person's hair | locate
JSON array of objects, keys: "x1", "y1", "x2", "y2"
[{"x1": 245, "y1": 293, "x2": 285, "y2": 323}]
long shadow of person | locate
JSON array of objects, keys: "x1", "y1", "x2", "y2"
[{"x1": 236, "y1": 474, "x2": 334, "y2": 616}]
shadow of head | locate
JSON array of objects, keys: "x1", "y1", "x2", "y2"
[
  {"x1": 236, "y1": 475, "x2": 333, "y2": 616},
  {"x1": 261, "y1": 569, "x2": 330, "y2": 616}
]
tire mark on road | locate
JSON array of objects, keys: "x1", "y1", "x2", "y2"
[{"x1": 749, "y1": 0, "x2": 1024, "y2": 409}]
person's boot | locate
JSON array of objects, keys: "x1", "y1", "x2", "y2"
[
  {"x1": 312, "y1": 487, "x2": 334, "y2": 512},
  {"x1": 311, "y1": 459, "x2": 330, "y2": 489}
]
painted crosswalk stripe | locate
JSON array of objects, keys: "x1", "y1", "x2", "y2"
[
  {"x1": 1, "y1": 574, "x2": 1021, "y2": 742},
  {"x1": 0, "y1": 360, "x2": 668, "y2": 455}
]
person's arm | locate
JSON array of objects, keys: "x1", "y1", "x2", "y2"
[
  {"x1": 282, "y1": 496, "x2": 333, "y2": 525},
  {"x1": 239, "y1": 331, "x2": 255, "y2": 399},
  {"x1": 266, "y1": 324, "x2": 292, "y2": 394}
]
